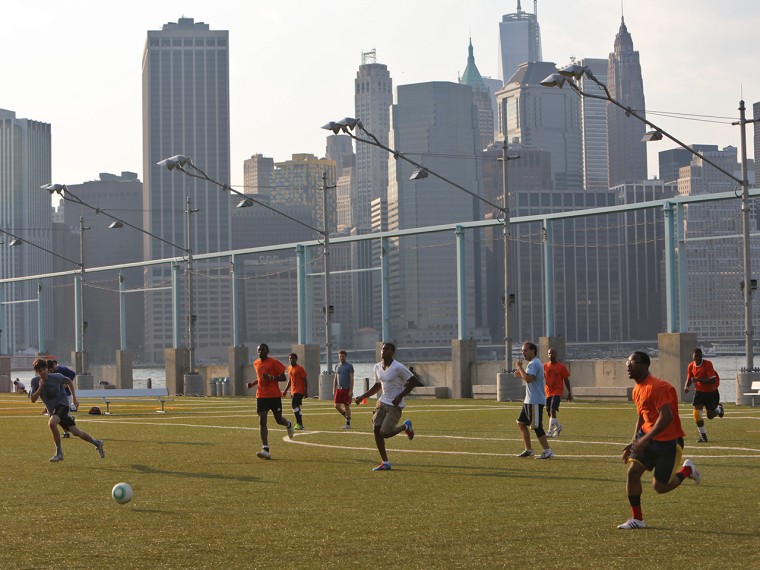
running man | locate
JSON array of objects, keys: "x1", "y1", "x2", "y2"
[
  {"x1": 247, "y1": 344, "x2": 295, "y2": 459},
  {"x1": 29, "y1": 358, "x2": 105, "y2": 463},
  {"x1": 618, "y1": 351, "x2": 700, "y2": 530},
  {"x1": 333, "y1": 350, "x2": 354, "y2": 429},
  {"x1": 47, "y1": 359, "x2": 76, "y2": 438},
  {"x1": 354, "y1": 342, "x2": 422, "y2": 471},
  {"x1": 283, "y1": 353, "x2": 308, "y2": 430},
  {"x1": 544, "y1": 348, "x2": 572, "y2": 437},
  {"x1": 684, "y1": 348, "x2": 724, "y2": 443},
  {"x1": 514, "y1": 341, "x2": 553, "y2": 459}
]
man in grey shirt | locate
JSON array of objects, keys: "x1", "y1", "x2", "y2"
[
  {"x1": 30, "y1": 358, "x2": 105, "y2": 463},
  {"x1": 333, "y1": 350, "x2": 354, "y2": 429}
]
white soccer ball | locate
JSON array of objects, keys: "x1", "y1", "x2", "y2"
[{"x1": 112, "y1": 482, "x2": 133, "y2": 504}]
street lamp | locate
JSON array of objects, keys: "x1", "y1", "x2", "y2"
[
  {"x1": 540, "y1": 63, "x2": 755, "y2": 369},
  {"x1": 42, "y1": 182, "x2": 192, "y2": 372},
  {"x1": 322, "y1": 117, "x2": 517, "y2": 372},
  {"x1": 156, "y1": 155, "x2": 336, "y2": 374}
]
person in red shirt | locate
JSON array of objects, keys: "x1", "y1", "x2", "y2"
[
  {"x1": 543, "y1": 348, "x2": 572, "y2": 437},
  {"x1": 246, "y1": 344, "x2": 295, "y2": 459},
  {"x1": 618, "y1": 351, "x2": 701, "y2": 530},
  {"x1": 283, "y1": 353, "x2": 308, "y2": 430},
  {"x1": 685, "y1": 347, "x2": 724, "y2": 443}
]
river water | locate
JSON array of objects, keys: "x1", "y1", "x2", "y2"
[{"x1": 14, "y1": 355, "x2": 745, "y2": 402}]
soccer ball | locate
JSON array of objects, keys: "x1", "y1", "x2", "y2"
[{"x1": 112, "y1": 482, "x2": 133, "y2": 504}]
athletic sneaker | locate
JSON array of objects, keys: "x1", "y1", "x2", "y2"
[
  {"x1": 555, "y1": 423, "x2": 563, "y2": 437},
  {"x1": 294, "y1": 423, "x2": 304, "y2": 430},
  {"x1": 682, "y1": 459, "x2": 701, "y2": 485},
  {"x1": 617, "y1": 518, "x2": 646, "y2": 530},
  {"x1": 546, "y1": 429, "x2": 555, "y2": 438},
  {"x1": 372, "y1": 462, "x2": 392, "y2": 471},
  {"x1": 96, "y1": 440, "x2": 106, "y2": 459},
  {"x1": 516, "y1": 449, "x2": 534, "y2": 458},
  {"x1": 717, "y1": 403, "x2": 725, "y2": 418},
  {"x1": 256, "y1": 449, "x2": 271, "y2": 460},
  {"x1": 341, "y1": 424, "x2": 351, "y2": 430},
  {"x1": 286, "y1": 421, "x2": 295, "y2": 439},
  {"x1": 62, "y1": 432, "x2": 71, "y2": 439},
  {"x1": 403, "y1": 419, "x2": 414, "y2": 440},
  {"x1": 535, "y1": 449, "x2": 554, "y2": 460},
  {"x1": 697, "y1": 434, "x2": 708, "y2": 443},
  {"x1": 49, "y1": 453, "x2": 64, "y2": 463}
]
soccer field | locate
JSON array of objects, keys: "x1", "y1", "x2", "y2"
[{"x1": 2, "y1": 395, "x2": 758, "y2": 569}]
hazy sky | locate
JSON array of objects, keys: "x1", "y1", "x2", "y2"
[{"x1": 3, "y1": 0, "x2": 759, "y2": 191}]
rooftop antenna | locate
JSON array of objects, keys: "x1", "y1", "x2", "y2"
[
  {"x1": 361, "y1": 49, "x2": 376, "y2": 65},
  {"x1": 534, "y1": 0, "x2": 538, "y2": 17}
]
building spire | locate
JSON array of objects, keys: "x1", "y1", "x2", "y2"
[{"x1": 517, "y1": 0, "x2": 522, "y2": 13}]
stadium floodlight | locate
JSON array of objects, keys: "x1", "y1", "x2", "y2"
[
  {"x1": 641, "y1": 130, "x2": 664, "y2": 142},
  {"x1": 409, "y1": 168, "x2": 429, "y2": 181}
]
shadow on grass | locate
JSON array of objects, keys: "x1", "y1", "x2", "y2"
[
  {"x1": 98, "y1": 438, "x2": 214, "y2": 446},
  {"x1": 131, "y1": 463, "x2": 264, "y2": 484}
]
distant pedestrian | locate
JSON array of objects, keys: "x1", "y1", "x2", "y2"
[
  {"x1": 354, "y1": 342, "x2": 421, "y2": 471},
  {"x1": 684, "y1": 348, "x2": 724, "y2": 443},
  {"x1": 30, "y1": 358, "x2": 105, "y2": 463},
  {"x1": 247, "y1": 344, "x2": 294, "y2": 459},
  {"x1": 513, "y1": 341, "x2": 553, "y2": 459},
  {"x1": 283, "y1": 353, "x2": 308, "y2": 430},
  {"x1": 544, "y1": 348, "x2": 572, "y2": 437},
  {"x1": 334, "y1": 350, "x2": 354, "y2": 429},
  {"x1": 618, "y1": 351, "x2": 700, "y2": 530}
]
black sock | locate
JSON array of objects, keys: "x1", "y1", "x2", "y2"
[
  {"x1": 263, "y1": 445, "x2": 269, "y2": 451},
  {"x1": 295, "y1": 412, "x2": 303, "y2": 425}
]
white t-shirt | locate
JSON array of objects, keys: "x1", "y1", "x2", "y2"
[{"x1": 374, "y1": 359, "x2": 413, "y2": 408}]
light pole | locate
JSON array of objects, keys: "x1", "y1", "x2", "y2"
[
  {"x1": 321, "y1": 117, "x2": 515, "y2": 372},
  {"x1": 42, "y1": 182, "x2": 192, "y2": 379},
  {"x1": 78, "y1": 216, "x2": 90, "y2": 364},
  {"x1": 185, "y1": 196, "x2": 198, "y2": 373},
  {"x1": 157, "y1": 155, "x2": 334, "y2": 373},
  {"x1": 540, "y1": 63, "x2": 755, "y2": 370}
]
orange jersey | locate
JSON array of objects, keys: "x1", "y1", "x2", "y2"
[
  {"x1": 288, "y1": 364, "x2": 307, "y2": 395},
  {"x1": 687, "y1": 360, "x2": 719, "y2": 392},
  {"x1": 544, "y1": 361, "x2": 570, "y2": 398},
  {"x1": 253, "y1": 357, "x2": 286, "y2": 398},
  {"x1": 632, "y1": 375, "x2": 685, "y2": 441}
]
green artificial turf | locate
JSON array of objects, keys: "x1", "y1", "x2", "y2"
[{"x1": 1, "y1": 395, "x2": 758, "y2": 569}]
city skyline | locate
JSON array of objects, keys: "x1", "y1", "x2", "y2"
[{"x1": 2, "y1": 0, "x2": 759, "y2": 193}]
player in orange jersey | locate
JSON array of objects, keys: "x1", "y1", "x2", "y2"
[
  {"x1": 247, "y1": 344, "x2": 294, "y2": 459},
  {"x1": 684, "y1": 347, "x2": 724, "y2": 443},
  {"x1": 618, "y1": 351, "x2": 700, "y2": 530},
  {"x1": 543, "y1": 348, "x2": 572, "y2": 437},
  {"x1": 283, "y1": 353, "x2": 308, "y2": 430}
]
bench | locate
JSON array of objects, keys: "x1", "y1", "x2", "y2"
[
  {"x1": 410, "y1": 386, "x2": 450, "y2": 399},
  {"x1": 743, "y1": 381, "x2": 760, "y2": 407},
  {"x1": 472, "y1": 385, "x2": 497, "y2": 399},
  {"x1": 572, "y1": 386, "x2": 633, "y2": 401},
  {"x1": 75, "y1": 388, "x2": 172, "y2": 414}
]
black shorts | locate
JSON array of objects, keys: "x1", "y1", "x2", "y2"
[
  {"x1": 256, "y1": 397, "x2": 283, "y2": 415},
  {"x1": 517, "y1": 403, "x2": 546, "y2": 437},
  {"x1": 290, "y1": 393, "x2": 304, "y2": 410},
  {"x1": 693, "y1": 390, "x2": 720, "y2": 411},
  {"x1": 52, "y1": 405, "x2": 76, "y2": 429},
  {"x1": 630, "y1": 437, "x2": 684, "y2": 485},
  {"x1": 546, "y1": 395, "x2": 562, "y2": 413}
]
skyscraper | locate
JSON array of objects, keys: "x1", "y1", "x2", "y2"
[
  {"x1": 142, "y1": 17, "x2": 232, "y2": 362},
  {"x1": 0, "y1": 109, "x2": 51, "y2": 354},
  {"x1": 497, "y1": 61, "x2": 583, "y2": 192},
  {"x1": 607, "y1": 17, "x2": 647, "y2": 187},
  {"x1": 354, "y1": 50, "x2": 392, "y2": 230},
  {"x1": 577, "y1": 58, "x2": 609, "y2": 192},
  {"x1": 498, "y1": 0, "x2": 542, "y2": 83},
  {"x1": 459, "y1": 39, "x2": 495, "y2": 152},
  {"x1": 387, "y1": 81, "x2": 486, "y2": 346}
]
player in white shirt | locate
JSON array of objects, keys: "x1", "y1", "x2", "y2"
[{"x1": 354, "y1": 342, "x2": 422, "y2": 471}]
